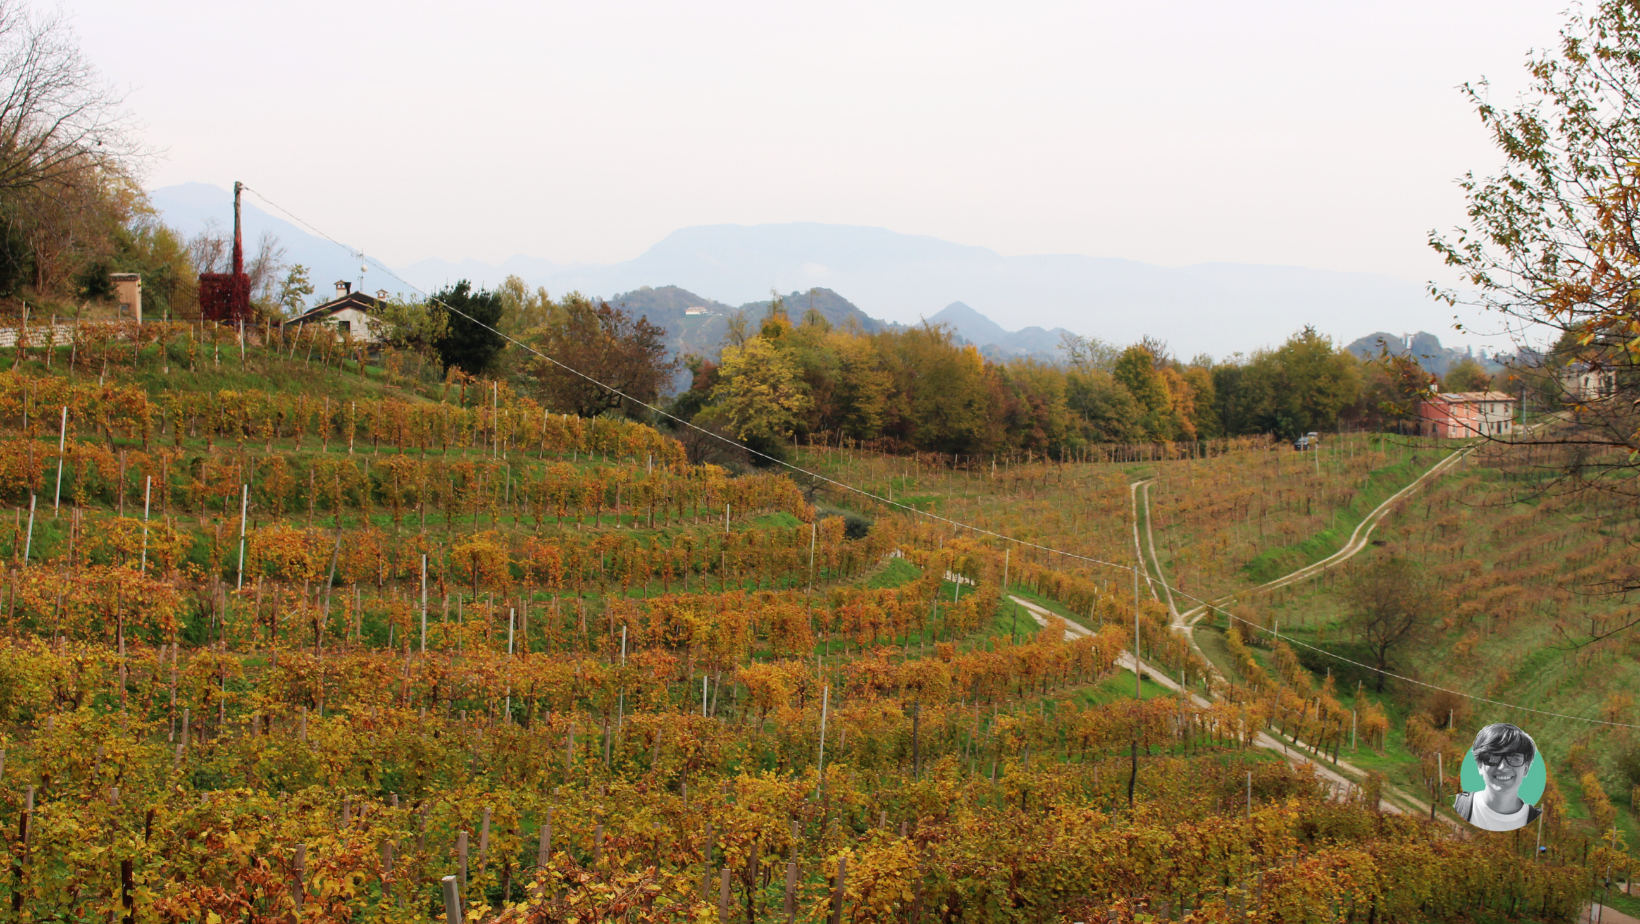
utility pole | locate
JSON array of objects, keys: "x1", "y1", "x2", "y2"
[
  {"x1": 52, "y1": 407, "x2": 65, "y2": 516},
  {"x1": 1133, "y1": 564, "x2": 1141, "y2": 697},
  {"x1": 236, "y1": 484, "x2": 248, "y2": 590}
]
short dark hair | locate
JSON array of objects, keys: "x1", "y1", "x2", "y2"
[{"x1": 1473, "y1": 723, "x2": 1536, "y2": 765}]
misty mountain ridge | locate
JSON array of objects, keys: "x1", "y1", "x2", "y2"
[
  {"x1": 926, "y1": 302, "x2": 1070, "y2": 361},
  {"x1": 151, "y1": 182, "x2": 1475, "y2": 362},
  {"x1": 603, "y1": 285, "x2": 884, "y2": 362},
  {"x1": 1346, "y1": 331, "x2": 1513, "y2": 377},
  {"x1": 604, "y1": 287, "x2": 1064, "y2": 366}
]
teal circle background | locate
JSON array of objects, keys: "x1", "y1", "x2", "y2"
[{"x1": 1460, "y1": 748, "x2": 1545, "y2": 804}]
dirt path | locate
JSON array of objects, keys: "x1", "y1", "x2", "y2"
[
  {"x1": 1173, "y1": 444, "x2": 1473, "y2": 624},
  {"x1": 1120, "y1": 446, "x2": 1479, "y2": 819},
  {"x1": 1130, "y1": 479, "x2": 1181, "y2": 622},
  {"x1": 1583, "y1": 904, "x2": 1640, "y2": 924},
  {"x1": 1010, "y1": 593, "x2": 1401, "y2": 811},
  {"x1": 1128, "y1": 479, "x2": 1167, "y2": 611}
]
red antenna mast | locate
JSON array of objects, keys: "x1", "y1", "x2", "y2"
[
  {"x1": 232, "y1": 180, "x2": 244, "y2": 279},
  {"x1": 198, "y1": 181, "x2": 251, "y2": 324}
]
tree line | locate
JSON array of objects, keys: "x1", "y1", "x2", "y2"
[
  {"x1": 658, "y1": 302, "x2": 1434, "y2": 460},
  {"x1": 388, "y1": 282, "x2": 1470, "y2": 464}
]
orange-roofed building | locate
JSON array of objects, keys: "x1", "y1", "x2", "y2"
[{"x1": 1417, "y1": 391, "x2": 1517, "y2": 438}]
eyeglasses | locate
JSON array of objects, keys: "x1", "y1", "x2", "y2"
[{"x1": 1479, "y1": 754, "x2": 1529, "y2": 769}]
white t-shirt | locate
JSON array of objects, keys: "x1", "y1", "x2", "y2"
[{"x1": 1468, "y1": 792, "x2": 1531, "y2": 831}]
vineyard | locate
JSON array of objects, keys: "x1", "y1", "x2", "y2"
[
  {"x1": 1177, "y1": 436, "x2": 1640, "y2": 853},
  {"x1": 0, "y1": 323, "x2": 1624, "y2": 922}
]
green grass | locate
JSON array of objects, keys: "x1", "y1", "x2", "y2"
[
  {"x1": 988, "y1": 583, "x2": 1099, "y2": 644},
  {"x1": 750, "y1": 511, "x2": 802, "y2": 530},
  {"x1": 1073, "y1": 669, "x2": 1175, "y2": 705},
  {"x1": 1599, "y1": 885, "x2": 1640, "y2": 920},
  {"x1": 997, "y1": 583, "x2": 1101, "y2": 633},
  {"x1": 1194, "y1": 624, "x2": 1243, "y2": 684},
  {"x1": 1240, "y1": 451, "x2": 1438, "y2": 584},
  {"x1": 863, "y1": 556, "x2": 920, "y2": 589}
]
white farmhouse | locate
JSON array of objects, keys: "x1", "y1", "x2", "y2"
[
  {"x1": 285, "y1": 282, "x2": 387, "y2": 343},
  {"x1": 1560, "y1": 362, "x2": 1617, "y2": 402}
]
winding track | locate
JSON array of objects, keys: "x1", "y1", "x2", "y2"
[
  {"x1": 1008, "y1": 593, "x2": 1396, "y2": 809},
  {"x1": 1035, "y1": 445, "x2": 1477, "y2": 816},
  {"x1": 1123, "y1": 445, "x2": 1480, "y2": 816},
  {"x1": 1170, "y1": 444, "x2": 1474, "y2": 626}
]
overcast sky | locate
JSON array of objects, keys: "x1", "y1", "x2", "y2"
[{"x1": 72, "y1": 0, "x2": 1564, "y2": 288}]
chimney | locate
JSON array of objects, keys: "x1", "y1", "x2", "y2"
[{"x1": 335, "y1": 280, "x2": 351, "y2": 299}]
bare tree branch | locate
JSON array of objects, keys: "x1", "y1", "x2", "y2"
[{"x1": 0, "y1": 1, "x2": 141, "y2": 194}]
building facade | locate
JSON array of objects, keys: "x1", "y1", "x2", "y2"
[
  {"x1": 1560, "y1": 363, "x2": 1617, "y2": 402},
  {"x1": 110, "y1": 273, "x2": 142, "y2": 322},
  {"x1": 1416, "y1": 391, "x2": 1518, "y2": 438},
  {"x1": 284, "y1": 282, "x2": 387, "y2": 344}
]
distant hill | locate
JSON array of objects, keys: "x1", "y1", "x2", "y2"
[
  {"x1": 735, "y1": 288, "x2": 887, "y2": 333},
  {"x1": 385, "y1": 221, "x2": 1464, "y2": 358},
  {"x1": 1346, "y1": 331, "x2": 1511, "y2": 376},
  {"x1": 150, "y1": 184, "x2": 1485, "y2": 360},
  {"x1": 606, "y1": 286, "x2": 887, "y2": 369},
  {"x1": 927, "y1": 302, "x2": 1070, "y2": 361},
  {"x1": 605, "y1": 285, "x2": 737, "y2": 361}
]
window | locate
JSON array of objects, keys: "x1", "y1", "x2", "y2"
[{"x1": 337, "y1": 320, "x2": 351, "y2": 333}]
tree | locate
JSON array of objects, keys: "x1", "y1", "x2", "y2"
[
  {"x1": 1113, "y1": 345, "x2": 1173, "y2": 439},
  {"x1": 0, "y1": 3, "x2": 146, "y2": 303},
  {"x1": 496, "y1": 273, "x2": 556, "y2": 336},
  {"x1": 1160, "y1": 366, "x2": 1200, "y2": 440},
  {"x1": 879, "y1": 325, "x2": 991, "y2": 453},
  {"x1": 526, "y1": 293, "x2": 679, "y2": 418},
  {"x1": 1060, "y1": 331, "x2": 1121, "y2": 372},
  {"x1": 430, "y1": 280, "x2": 506, "y2": 375},
  {"x1": 1442, "y1": 356, "x2": 1493, "y2": 393},
  {"x1": 702, "y1": 335, "x2": 810, "y2": 459},
  {"x1": 1065, "y1": 368, "x2": 1142, "y2": 442},
  {"x1": 10, "y1": 161, "x2": 137, "y2": 297},
  {"x1": 1430, "y1": 0, "x2": 1639, "y2": 592},
  {"x1": 378, "y1": 293, "x2": 451, "y2": 359},
  {"x1": 1430, "y1": 0, "x2": 1640, "y2": 594},
  {"x1": 1224, "y1": 329, "x2": 1361, "y2": 437},
  {"x1": 108, "y1": 211, "x2": 191, "y2": 319},
  {"x1": 1342, "y1": 557, "x2": 1433, "y2": 692},
  {"x1": 274, "y1": 264, "x2": 315, "y2": 317},
  {"x1": 0, "y1": 2, "x2": 138, "y2": 195},
  {"x1": 1179, "y1": 364, "x2": 1221, "y2": 438}
]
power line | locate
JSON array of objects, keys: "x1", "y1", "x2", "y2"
[
  {"x1": 242, "y1": 185, "x2": 1139, "y2": 574},
  {"x1": 239, "y1": 185, "x2": 1638, "y2": 730}
]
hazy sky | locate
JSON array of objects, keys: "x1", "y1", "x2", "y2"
[{"x1": 73, "y1": 0, "x2": 1564, "y2": 287}]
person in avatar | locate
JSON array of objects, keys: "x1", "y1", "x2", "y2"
[{"x1": 1453, "y1": 723, "x2": 1541, "y2": 831}]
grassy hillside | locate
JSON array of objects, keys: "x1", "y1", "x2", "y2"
[
  {"x1": 0, "y1": 331, "x2": 1610, "y2": 922},
  {"x1": 1177, "y1": 436, "x2": 1639, "y2": 849}
]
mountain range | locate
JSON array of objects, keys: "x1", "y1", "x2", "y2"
[
  {"x1": 604, "y1": 285, "x2": 887, "y2": 362},
  {"x1": 1345, "y1": 331, "x2": 1510, "y2": 377},
  {"x1": 151, "y1": 182, "x2": 1469, "y2": 362}
]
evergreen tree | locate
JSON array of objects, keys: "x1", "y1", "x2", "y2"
[{"x1": 431, "y1": 280, "x2": 506, "y2": 375}]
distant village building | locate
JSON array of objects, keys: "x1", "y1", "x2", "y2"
[
  {"x1": 1560, "y1": 363, "x2": 1617, "y2": 401},
  {"x1": 684, "y1": 306, "x2": 710, "y2": 316},
  {"x1": 1417, "y1": 391, "x2": 1518, "y2": 438},
  {"x1": 284, "y1": 281, "x2": 386, "y2": 343}
]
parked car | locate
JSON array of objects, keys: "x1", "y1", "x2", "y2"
[{"x1": 1293, "y1": 436, "x2": 1310, "y2": 450}]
